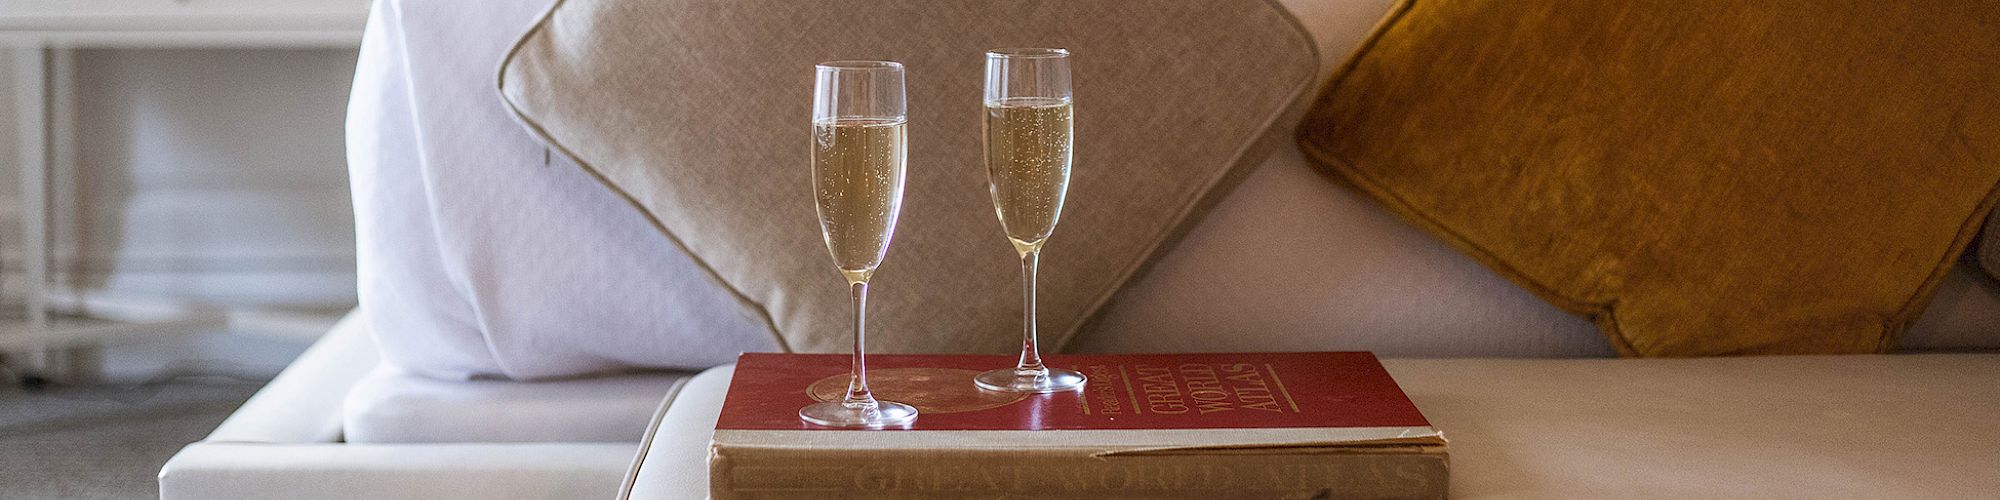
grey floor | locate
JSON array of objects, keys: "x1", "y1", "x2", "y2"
[{"x1": 0, "y1": 378, "x2": 260, "y2": 499}]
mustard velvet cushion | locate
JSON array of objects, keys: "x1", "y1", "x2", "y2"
[
  {"x1": 1299, "y1": 0, "x2": 2000, "y2": 356},
  {"x1": 499, "y1": 0, "x2": 1318, "y2": 353}
]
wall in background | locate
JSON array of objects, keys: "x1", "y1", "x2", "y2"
[
  {"x1": 2, "y1": 48, "x2": 358, "y2": 310},
  {"x1": 1, "y1": 51, "x2": 15, "y2": 204},
  {"x1": 1, "y1": 48, "x2": 361, "y2": 379}
]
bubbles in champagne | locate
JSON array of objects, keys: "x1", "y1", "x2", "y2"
[
  {"x1": 984, "y1": 98, "x2": 1074, "y2": 254},
  {"x1": 812, "y1": 118, "x2": 908, "y2": 283}
]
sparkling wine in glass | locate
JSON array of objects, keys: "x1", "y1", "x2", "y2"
[
  {"x1": 800, "y1": 60, "x2": 919, "y2": 428},
  {"x1": 974, "y1": 48, "x2": 1087, "y2": 393}
]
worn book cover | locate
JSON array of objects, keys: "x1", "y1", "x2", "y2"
[{"x1": 711, "y1": 352, "x2": 1447, "y2": 498}]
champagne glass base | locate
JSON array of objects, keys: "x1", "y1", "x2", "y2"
[
  {"x1": 799, "y1": 400, "x2": 918, "y2": 428},
  {"x1": 974, "y1": 367, "x2": 1087, "y2": 393}
]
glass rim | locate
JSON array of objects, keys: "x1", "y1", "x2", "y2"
[
  {"x1": 986, "y1": 47, "x2": 1069, "y2": 59},
  {"x1": 816, "y1": 60, "x2": 904, "y2": 71}
]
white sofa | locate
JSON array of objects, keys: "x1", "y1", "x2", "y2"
[
  {"x1": 160, "y1": 102, "x2": 2000, "y2": 499},
  {"x1": 161, "y1": 0, "x2": 2000, "y2": 496},
  {"x1": 162, "y1": 312, "x2": 2000, "y2": 499},
  {"x1": 160, "y1": 93, "x2": 2000, "y2": 500},
  {"x1": 159, "y1": 313, "x2": 672, "y2": 499}
]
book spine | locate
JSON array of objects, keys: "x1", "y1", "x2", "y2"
[{"x1": 710, "y1": 447, "x2": 1447, "y2": 499}]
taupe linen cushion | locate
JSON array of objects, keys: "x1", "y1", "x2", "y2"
[{"x1": 499, "y1": 1, "x2": 1318, "y2": 353}]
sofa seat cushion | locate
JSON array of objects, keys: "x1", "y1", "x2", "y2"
[
  {"x1": 1394, "y1": 354, "x2": 2000, "y2": 498},
  {"x1": 628, "y1": 354, "x2": 2000, "y2": 498},
  {"x1": 343, "y1": 367, "x2": 691, "y2": 443}
]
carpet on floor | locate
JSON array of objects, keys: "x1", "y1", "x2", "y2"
[{"x1": 0, "y1": 377, "x2": 260, "y2": 499}]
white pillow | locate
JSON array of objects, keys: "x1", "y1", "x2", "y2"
[{"x1": 348, "y1": 0, "x2": 773, "y2": 381}]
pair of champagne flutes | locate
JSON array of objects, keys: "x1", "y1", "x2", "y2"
[{"x1": 802, "y1": 48, "x2": 1083, "y2": 428}]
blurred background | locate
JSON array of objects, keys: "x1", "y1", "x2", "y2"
[{"x1": 2, "y1": 1, "x2": 367, "y2": 496}]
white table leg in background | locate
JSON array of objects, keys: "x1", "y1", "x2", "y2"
[
  {"x1": 2, "y1": 44, "x2": 330, "y2": 383},
  {"x1": 44, "y1": 48, "x2": 101, "y2": 383},
  {"x1": 13, "y1": 46, "x2": 51, "y2": 377}
]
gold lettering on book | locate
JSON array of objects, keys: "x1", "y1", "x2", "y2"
[
  {"x1": 853, "y1": 464, "x2": 1010, "y2": 491},
  {"x1": 1117, "y1": 364, "x2": 1144, "y2": 415},
  {"x1": 1180, "y1": 363, "x2": 1234, "y2": 414},
  {"x1": 1085, "y1": 365, "x2": 1124, "y2": 415},
  {"x1": 1135, "y1": 365, "x2": 1188, "y2": 414},
  {"x1": 1117, "y1": 362, "x2": 1305, "y2": 416},
  {"x1": 1051, "y1": 463, "x2": 1236, "y2": 492},
  {"x1": 1254, "y1": 461, "x2": 1437, "y2": 492},
  {"x1": 1220, "y1": 363, "x2": 1281, "y2": 413},
  {"x1": 1264, "y1": 363, "x2": 1302, "y2": 412}
]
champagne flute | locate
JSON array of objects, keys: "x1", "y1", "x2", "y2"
[
  {"x1": 800, "y1": 60, "x2": 918, "y2": 428},
  {"x1": 974, "y1": 48, "x2": 1087, "y2": 393}
]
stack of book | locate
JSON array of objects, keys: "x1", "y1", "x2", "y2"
[{"x1": 710, "y1": 352, "x2": 1447, "y2": 498}]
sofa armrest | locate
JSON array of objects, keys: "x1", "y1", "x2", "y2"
[
  {"x1": 160, "y1": 443, "x2": 636, "y2": 500},
  {"x1": 205, "y1": 310, "x2": 379, "y2": 444},
  {"x1": 622, "y1": 364, "x2": 734, "y2": 499},
  {"x1": 161, "y1": 310, "x2": 647, "y2": 500}
]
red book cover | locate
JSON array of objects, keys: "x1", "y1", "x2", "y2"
[
  {"x1": 717, "y1": 351, "x2": 1431, "y2": 431},
  {"x1": 709, "y1": 352, "x2": 1448, "y2": 499}
]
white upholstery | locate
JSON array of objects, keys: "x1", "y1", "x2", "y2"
[
  {"x1": 629, "y1": 355, "x2": 2000, "y2": 498},
  {"x1": 343, "y1": 367, "x2": 693, "y2": 443},
  {"x1": 1390, "y1": 354, "x2": 2000, "y2": 498},
  {"x1": 163, "y1": 443, "x2": 637, "y2": 500},
  {"x1": 205, "y1": 311, "x2": 379, "y2": 444},
  {"x1": 160, "y1": 312, "x2": 640, "y2": 500},
  {"x1": 350, "y1": 0, "x2": 771, "y2": 381},
  {"x1": 622, "y1": 366, "x2": 736, "y2": 500},
  {"x1": 1084, "y1": 146, "x2": 1617, "y2": 357}
]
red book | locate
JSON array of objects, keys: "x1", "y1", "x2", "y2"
[{"x1": 710, "y1": 352, "x2": 1448, "y2": 499}]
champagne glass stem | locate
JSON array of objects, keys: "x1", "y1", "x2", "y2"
[
  {"x1": 844, "y1": 280, "x2": 877, "y2": 408},
  {"x1": 1014, "y1": 250, "x2": 1047, "y2": 375},
  {"x1": 975, "y1": 245, "x2": 1082, "y2": 392}
]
